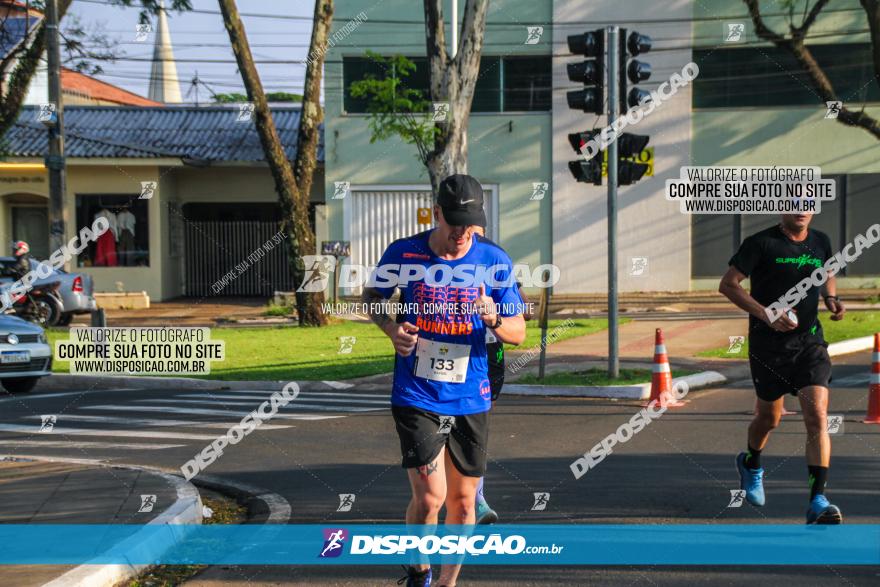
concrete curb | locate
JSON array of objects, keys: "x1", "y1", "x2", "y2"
[
  {"x1": 827, "y1": 335, "x2": 876, "y2": 357},
  {"x1": 192, "y1": 473, "x2": 291, "y2": 525},
  {"x1": 0, "y1": 455, "x2": 203, "y2": 587},
  {"x1": 502, "y1": 370, "x2": 727, "y2": 399}
]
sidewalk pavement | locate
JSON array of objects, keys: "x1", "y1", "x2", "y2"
[
  {"x1": 511, "y1": 317, "x2": 745, "y2": 363},
  {"x1": 0, "y1": 458, "x2": 197, "y2": 587}
]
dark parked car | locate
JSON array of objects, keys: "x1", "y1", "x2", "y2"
[{"x1": 0, "y1": 257, "x2": 96, "y2": 326}]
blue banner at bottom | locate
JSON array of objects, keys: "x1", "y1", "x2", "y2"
[{"x1": 0, "y1": 524, "x2": 878, "y2": 565}]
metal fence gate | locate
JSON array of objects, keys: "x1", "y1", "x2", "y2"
[{"x1": 184, "y1": 220, "x2": 293, "y2": 297}]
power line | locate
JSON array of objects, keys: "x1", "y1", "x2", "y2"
[{"x1": 75, "y1": 0, "x2": 865, "y2": 26}]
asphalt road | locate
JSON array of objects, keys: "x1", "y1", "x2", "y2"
[{"x1": 1, "y1": 351, "x2": 878, "y2": 585}]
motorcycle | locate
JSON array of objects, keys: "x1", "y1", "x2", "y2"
[{"x1": 1, "y1": 281, "x2": 64, "y2": 327}]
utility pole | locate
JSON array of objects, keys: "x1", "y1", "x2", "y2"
[
  {"x1": 606, "y1": 25, "x2": 620, "y2": 379},
  {"x1": 46, "y1": 0, "x2": 66, "y2": 263}
]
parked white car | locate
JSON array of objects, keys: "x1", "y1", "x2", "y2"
[{"x1": 0, "y1": 315, "x2": 51, "y2": 393}]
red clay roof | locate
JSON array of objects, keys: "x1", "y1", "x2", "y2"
[{"x1": 61, "y1": 68, "x2": 161, "y2": 107}]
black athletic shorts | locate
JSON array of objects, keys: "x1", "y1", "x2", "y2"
[
  {"x1": 749, "y1": 337, "x2": 832, "y2": 402},
  {"x1": 391, "y1": 406, "x2": 489, "y2": 477}
]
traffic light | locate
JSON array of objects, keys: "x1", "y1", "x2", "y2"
[
  {"x1": 616, "y1": 29, "x2": 652, "y2": 185},
  {"x1": 566, "y1": 29, "x2": 604, "y2": 115},
  {"x1": 617, "y1": 133, "x2": 650, "y2": 185},
  {"x1": 619, "y1": 29, "x2": 652, "y2": 111},
  {"x1": 568, "y1": 131, "x2": 603, "y2": 185}
]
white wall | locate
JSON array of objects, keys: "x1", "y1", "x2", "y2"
[{"x1": 552, "y1": 0, "x2": 694, "y2": 293}]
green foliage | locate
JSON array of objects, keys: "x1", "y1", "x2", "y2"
[
  {"x1": 212, "y1": 92, "x2": 248, "y2": 103},
  {"x1": 212, "y1": 92, "x2": 302, "y2": 104},
  {"x1": 349, "y1": 51, "x2": 439, "y2": 165},
  {"x1": 266, "y1": 91, "x2": 303, "y2": 102},
  {"x1": 108, "y1": 0, "x2": 194, "y2": 25}
]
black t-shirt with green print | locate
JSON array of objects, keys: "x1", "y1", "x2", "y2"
[{"x1": 728, "y1": 224, "x2": 833, "y2": 349}]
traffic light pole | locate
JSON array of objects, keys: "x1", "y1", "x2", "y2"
[
  {"x1": 46, "y1": 0, "x2": 67, "y2": 264},
  {"x1": 606, "y1": 26, "x2": 620, "y2": 379}
]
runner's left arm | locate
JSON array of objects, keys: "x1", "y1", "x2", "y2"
[
  {"x1": 819, "y1": 233, "x2": 845, "y2": 321},
  {"x1": 476, "y1": 277, "x2": 526, "y2": 345},
  {"x1": 821, "y1": 274, "x2": 846, "y2": 321}
]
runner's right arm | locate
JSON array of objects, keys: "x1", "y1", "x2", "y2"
[
  {"x1": 362, "y1": 286, "x2": 420, "y2": 357},
  {"x1": 719, "y1": 266, "x2": 796, "y2": 332}
]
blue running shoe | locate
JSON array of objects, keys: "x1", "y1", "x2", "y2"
[
  {"x1": 806, "y1": 495, "x2": 843, "y2": 525},
  {"x1": 735, "y1": 452, "x2": 766, "y2": 506},
  {"x1": 476, "y1": 500, "x2": 498, "y2": 525},
  {"x1": 398, "y1": 565, "x2": 431, "y2": 586}
]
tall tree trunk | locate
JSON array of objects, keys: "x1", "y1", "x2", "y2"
[
  {"x1": 423, "y1": 0, "x2": 489, "y2": 198},
  {"x1": 0, "y1": 0, "x2": 73, "y2": 138},
  {"x1": 218, "y1": 0, "x2": 329, "y2": 326}
]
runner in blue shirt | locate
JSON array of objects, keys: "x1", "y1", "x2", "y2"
[{"x1": 363, "y1": 174, "x2": 526, "y2": 587}]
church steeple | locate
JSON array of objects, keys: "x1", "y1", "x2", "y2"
[{"x1": 148, "y1": 0, "x2": 182, "y2": 103}]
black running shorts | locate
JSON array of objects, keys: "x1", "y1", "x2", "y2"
[
  {"x1": 391, "y1": 406, "x2": 489, "y2": 477},
  {"x1": 749, "y1": 340, "x2": 832, "y2": 402}
]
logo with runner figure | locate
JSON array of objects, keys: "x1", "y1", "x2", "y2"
[
  {"x1": 337, "y1": 494, "x2": 356, "y2": 512},
  {"x1": 727, "y1": 489, "x2": 746, "y2": 508},
  {"x1": 39, "y1": 414, "x2": 56, "y2": 433},
  {"x1": 437, "y1": 416, "x2": 456, "y2": 434},
  {"x1": 319, "y1": 528, "x2": 348, "y2": 558},
  {"x1": 531, "y1": 492, "x2": 550, "y2": 511}
]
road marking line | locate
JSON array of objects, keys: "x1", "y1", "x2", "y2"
[
  {"x1": 0, "y1": 390, "x2": 126, "y2": 404},
  {"x1": 0, "y1": 440, "x2": 185, "y2": 449},
  {"x1": 18, "y1": 414, "x2": 292, "y2": 430},
  {"x1": 323, "y1": 381, "x2": 355, "y2": 389},
  {"x1": 81, "y1": 405, "x2": 344, "y2": 420},
  {"x1": 131, "y1": 399, "x2": 385, "y2": 412},
  {"x1": 192, "y1": 389, "x2": 389, "y2": 399},
  {"x1": 175, "y1": 393, "x2": 389, "y2": 405},
  {"x1": 187, "y1": 389, "x2": 391, "y2": 399},
  {"x1": 0, "y1": 424, "x2": 217, "y2": 440}
]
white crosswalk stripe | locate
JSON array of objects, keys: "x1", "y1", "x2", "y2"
[
  {"x1": 3, "y1": 389, "x2": 386, "y2": 453},
  {"x1": 136, "y1": 398, "x2": 385, "y2": 411},
  {"x1": 0, "y1": 440, "x2": 185, "y2": 450},
  {"x1": 22, "y1": 414, "x2": 292, "y2": 430},
  {"x1": 0, "y1": 423, "x2": 218, "y2": 440},
  {"x1": 81, "y1": 405, "x2": 343, "y2": 420},
  {"x1": 195, "y1": 389, "x2": 389, "y2": 399},
  {"x1": 176, "y1": 393, "x2": 389, "y2": 405}
]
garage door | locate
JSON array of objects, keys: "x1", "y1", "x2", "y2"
[{"x1": 343, "y1": 185, "x2": 497, "y2": 294}]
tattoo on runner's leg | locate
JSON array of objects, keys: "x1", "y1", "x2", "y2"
[{"x1": 418, "y1": 461, "x2": 438, "y2": 479}]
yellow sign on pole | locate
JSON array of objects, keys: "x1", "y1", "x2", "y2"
[
  {"x1": 601, "y1": 147, "x2": 654, "y2": 178},
  {"x1": 417, "y1": 207, "x2": 432, "y2": 225}
]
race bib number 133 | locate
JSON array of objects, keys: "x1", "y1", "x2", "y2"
[{"x1": 413, "y1": 338, "x2": 471, "y2": 383}]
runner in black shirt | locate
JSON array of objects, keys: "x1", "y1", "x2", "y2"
[{"x1": 719, "y1": 213, "x2": 846, "y2": 524}]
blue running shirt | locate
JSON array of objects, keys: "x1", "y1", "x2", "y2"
[{"x1": 372, "y1": 230, "x2": 524, "y2": 415}]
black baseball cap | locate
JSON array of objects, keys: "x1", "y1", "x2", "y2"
[{"x1": 436, "y1": 174, "x2": 487, "y2": 227}]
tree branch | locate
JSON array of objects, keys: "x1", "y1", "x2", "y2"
[
  {"x1": 423, "y1": 0, "x2": 448, "y2": 102},
  {"x1": 861, "y1": 0, "x2": 880, "y2": 90},
  {"x1": 454, "y1": 0, "x2": 488, "y2": 111},
  {"x1": 795, "y1": 0, "x2": 830, "y2": 37},
  {"x1": 0, "y1": 0, "x2": 73, "y2": 139},
  {"x1": 744, "y1": 0, "x2": 880, "y2": 140},
  {"x1": 292, "y1": 0, "x2": 331, "y2": 199}
]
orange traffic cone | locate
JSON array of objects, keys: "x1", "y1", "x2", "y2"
[
  {"x1": 645, "y1": 328, "x2": 685, "y2": 408},
  {"x1": 864, "y1": 333, "x2": 880, "y2": 424}
]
